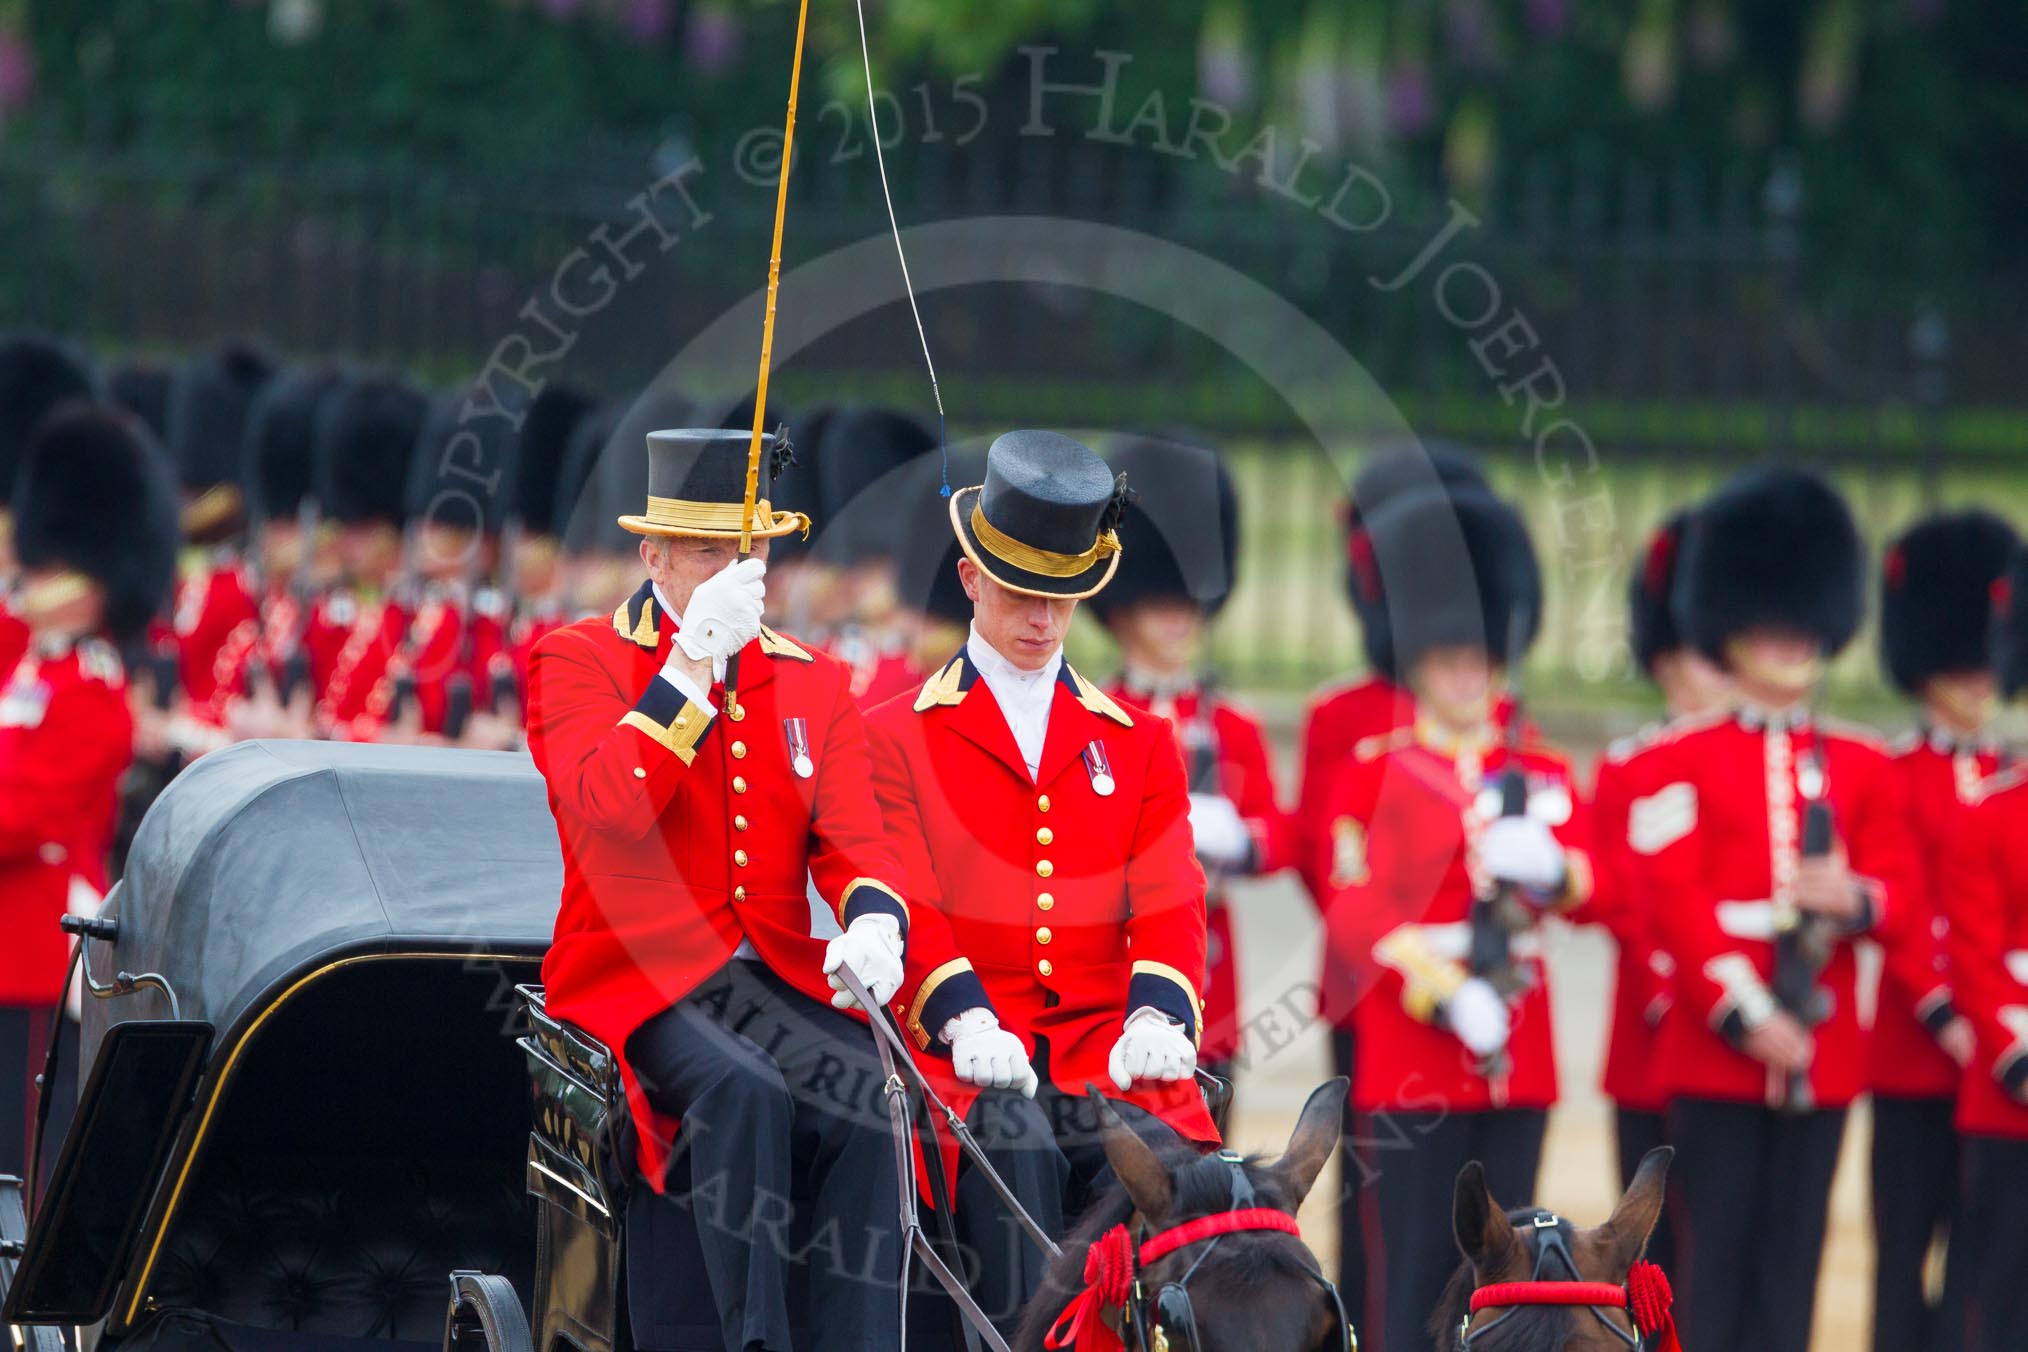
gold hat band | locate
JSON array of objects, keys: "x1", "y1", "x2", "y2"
[
  {"x1": 637, "y1": 494, "x2": 809, "y2": 537},
  {"x1": 969, "y1": 502, "x2": 1119, "y2": 579}
]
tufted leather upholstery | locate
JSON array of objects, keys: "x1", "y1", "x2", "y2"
[{"x1": 149, "y1": 1157, "x2": 532, "y2": 1341}]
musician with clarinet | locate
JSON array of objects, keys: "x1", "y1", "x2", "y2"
[
  {"x1": 1313, "y1": 484, "x2": 1591, "y2": 1352},
  {"x1": 1639, "y1": 467, "x2": 1920, "y2": 1352}
]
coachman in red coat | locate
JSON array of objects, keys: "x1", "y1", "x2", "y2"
[
  {"x1": 527, "y1": 426, "x2": 948, "y2": 1352},
  {"x1": 1867, "y1": 509, "x2": 2016, "y2": 1352},
  {"x1": 865, "y1": 429, "x2": 1213, "y2": 1332},
  {"x1": 0, "y1": 408, "x2": 176, "y2": 1178},
  {"x1": 1639, "y1": 468, "x2": 1922, "y2": 1352}
]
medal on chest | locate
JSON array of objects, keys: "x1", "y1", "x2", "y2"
[
  {"x1": 783, "y1": 716, "x2": 814, "y2": 778},
  {"x1": 1082, "y1": 738, "x2": 1116, "y2": 796}
]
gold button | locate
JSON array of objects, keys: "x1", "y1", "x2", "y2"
[
  {"x1": 734, "y1": 814, "x2": 749, "y2": 831},
  {"x1": 633, "y1": 767, "x2": 646, "y2": 779},
  {"x1": 734, "y1": 849, "x2": 749, "y2": 867},
  {"x1": 732, "y1": 776, "x2": 748, "y2": 793},
  {"x1": 734, "y1": 885, "x2": 746, "y2": 901},
  {"x1": 1038, "y1": 959, "x2": 1054, "y2": 977},
  {"x1": 731, "y1": 740, "x2": 747, "y2": 759},
  {"x1": 1036, "y1": 926, "x2": 1052, "y2": 945},
  {"x1": 1037, "y1": 892, "x2": 1054, "y2": 911},
  {"x1": 1037, "y1": 795, "x2": 1051, "y2": 812},
  {"x1": 728, "y1": 703, "x2": 745, "y2": 722},
  {"x1": 1036, "y1": 826, "x2": 1053, "y2": 845},
  {"x1": 1035, "y1": 859, "x2": 1053, "y2": 878}
]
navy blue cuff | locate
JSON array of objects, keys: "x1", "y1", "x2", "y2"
[
  {"x1": 1128, "y1": 965, "x2": 1200, "y2": 1046},
  {"x1": 840, "y1": 878, "x2": 910, "y2": 936},
  {"x1": 634, "y1": 675, "x2": 688, "y2": 725},
  {"x1": 905, "y1": 961, "x2": 990, "y2": 1054}
]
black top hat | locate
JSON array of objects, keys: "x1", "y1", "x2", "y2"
[
  {"x1": 0, "y1": 332, "x2": 98, "y2": 510},
  {"x1": 316, "y1": 375, "x2": 429, "y2": 527},
  {"x1": 511, "y1": 382, "x2": 595, "y2": 538},
  {"x1": 1628, "y1": 510, "x2": 1694, "y2": 677},
  {"x1": 1360, "y1": 485, "x2": 1541, "y2": 678},
  {"x1": 618, "y1": 427, "x2": 809, "y2": 540},
  {"x1": 244, "y1": 365, "x2": 349, "y2": 522},
  {"x1": 1881, "y1": 508, "x2": 2018, "y2": 695},
  {"x1": 949, "y1": 429, "x2": 1129, "y2": 600},
  {"x1": 14, "y1": 408, "x2": 178, "y2": 643},
  {"x1": 1673, "y1": 466, "x2": 1864, "y2": 666},
  {"x1": 1089, "y1": 433, "x2": 1238, "y2": 622}
]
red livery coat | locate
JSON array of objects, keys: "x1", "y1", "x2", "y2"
[
  {"x1": 526, "y1": 579, "x2": 917, "y2": 1187},
  {"x1": 865, "y1": 647, "x2": 1219, "y2": 1146},
  {"x1": 1587, "y1": 729, "x2": 1679, "y2": 1114},
  {"x1": 1641, "y1": 712, "x2": 1921, "y2": 1109},
  {"x1": 0, "y1": 637, "x2": 132, "y2": 1006},
  {"x1": 1939, "y1": 766, "x2": 2028, "y2": 1140},
  {"x1": 1317, "y1": 724, "x2": 1592, "y2": 1113},
  {"x1": 1871, "y1": 733, "x2": 1994, "y2": 1098},
  {"x1": 1104, "y1": 679, "x2": 1292, "y2": 1063}
]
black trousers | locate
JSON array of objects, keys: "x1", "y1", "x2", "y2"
[
  {"x1": 1870, "y1": 1095, "x2": 1961, "y2": 1352},
  {"x1": 1945, "y1": 1134, "x2": 2028, "y2": 1352},
  {"x1": 1613, "y1": 1105, "x2": 1676, "y2": 1276},
  {"x1": 1355, "y1": 1107, "x2": 1546, "y2": 1352},
  {"x1": 1329, "y1": 1028, "x2": 1367, "y2": 1333},
  {"x1": 624, "y1": 961, "x2": 901, "y2": 1352},
  {"x1": 1669, "y1": 1098, "x2": 1845, "y2": 1352},
  {"x1": 955, "y1": 1082, "x2": 1119, "y2": 1335}
]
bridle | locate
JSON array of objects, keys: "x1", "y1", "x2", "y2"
[
  {"x1": 1046, "y1": 1150, "x2": 1355, "y2": 1352},
  {"x1": 1457, "y1": 1209, "x2": 1680, "y2": 1352}
]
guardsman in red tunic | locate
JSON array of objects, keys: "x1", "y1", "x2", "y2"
[
  {"x1": 528, "y1": 426, "x2": 951, "y2": 1352},
  {"x1": 1315, "y1": 486, "x2": 1587, "y2": 1352},
  {"x1": 1938, "y1": 548, "x2": 2028, "y2": 1351},
  {"x1": 497, "y1": 382, "x2": 595, "y2": 719},
  {"x1": 1091, "y1": 435, "x2": 1291, "y2": 1084},
  {"x1": 1870, "y1": 510, "x2": 2016, "y2": 1352},
  {"x1": 1585, "y1": 509, "x2": 1731, "y2": 1279},
  {"x1": 0, "y1": 336, "x2": 99, "y2": 685},
  {"x1": 0, "y1": 408, "x2": 175, "y2": 1177},
  {"x1": 1639, "y1": 468, "x2": 1922, "y2": 1352},
  {"x1": 865, "y1": 430, "x2": 1211, "y2": 1329},
  {"x1": 309, "y1": 376, "x2": 427, "y2": 741}
]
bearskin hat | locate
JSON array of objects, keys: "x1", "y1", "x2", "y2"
[
  {"x1": 0, "y1": 333, "x2": 97, "y2": 509},
  {"x1": 765, "y1": 403, "x2": 835, "y2": 566},
  {"x1": 1088, "y1": 434, "x2": 1239, "y2": 624},
  {"x1": 559, "y1": 387, "x2": 694, "y2": 555},
  {"x1": 1360, "y1": 485, "x2": 1541, "y2": 679},
  {"x1": 1344, "y1": 439, "x2": 1490, "y2": 676},
  {"x1": 892, "y1": 449, "x2": 981, "y2": 627},
  {"x1": 511, "y1": 382, "x2": 595, "y2": 536},
  {"x1": 13, "y1": 408, "x2": 178, "y2": 642},
  {"x1": 1673, "y1": 466, "x2": 1864, "y2": 666},
  {"x1": 316, "y1": 375, "x2": 429, "y2": 527},
  {"x1": 814, "y1": 406, "x2": 937, "y2": 566},
  {"x1": 1880, "y1": 509, "x2": 2019, "y2": 695},
  {"x1": 407, "y1": 387, "x2": 519, "y2": 535},
  {"x1": 167, "y1": 340, "x2": 277, "y2": 493},
  {"x1": 107, "y1": 360, "x2": 175, "y2": 444},
  {"x1": 1991, "y1": 544, "x2": 2028, "y2": 700},
  {"x1": 243, "y1": 366, "x2": 349, "y2": 521},
  {"x1": 1628, "y1": 510, "x2": 1695, "y2": 677}
]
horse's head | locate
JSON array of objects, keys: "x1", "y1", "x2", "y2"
[
  {"x1": 1435, "y1": 1147, "x2": 1674, "y2": 1352},
  {"x1": 1014, "y1": 1078, "x2": 1352, "y2": 1352}
]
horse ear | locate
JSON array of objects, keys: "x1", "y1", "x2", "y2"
[
  {"x1": 1591, "y1": 1145, "x2": 1672, "y2": 1277},
  {"x1": 1271, "y1": 1077, "x2": 1348, "y2": 1206},
  {"x1": 1451, "y1": 1160, "x2": 1517, "y2": 1274},
  {"x1": 1090, "y1": 1087, "x2": 1175, "y2": 1221}
]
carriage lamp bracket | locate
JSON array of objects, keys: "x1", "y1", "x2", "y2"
[{"x1": 63, "y1": 916, "x2": 182, "y2": 1020}]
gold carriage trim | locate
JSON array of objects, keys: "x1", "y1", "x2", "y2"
[{"x1": 969, "y1": 502, "x2": 1119, "y2": 579}]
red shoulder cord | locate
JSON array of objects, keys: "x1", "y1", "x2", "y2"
[
  {"x1": 1045, "y1": 1209, "x2": 1302, "y2": 1352},
  {"x1": 1468, "y1": 1262, "x2": 1680, "y2": 1352}
]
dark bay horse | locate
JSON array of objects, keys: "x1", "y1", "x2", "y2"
[
  {"x1": 1010, "y1": 1079, "x2": 1353, "y2": 1352},
  {"x1": 1434, "y1": 1147, "x2": 1675, "y2": 1352}
]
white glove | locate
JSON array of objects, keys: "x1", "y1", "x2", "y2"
[
  {"x1": 823, "y1": 914, "x2": 903, "y2": 1011},
  {"x1": 1187, "y1": 792, "x2": 1253, "y2": 870},
  {"x1": 1444, "y1": 977, "x2": 1512, "y2": 1057},
  {"x1": 1479, "y1": 815, "x2": 1566, "y2": 895},
  {"x1": 943, "y1": 1007, "x2": 1038, "y2": 1097},
  {"x1": 1107, "y1": 1006, "x2": 1197, "y2": 1091},
  {"x1": 675, "y1": 557, "x2": 766, "y2": 681}
]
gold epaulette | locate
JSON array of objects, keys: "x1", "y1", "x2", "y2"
[
  {"x1": 1066, "y1": 665, "x2": 1133, "y2": 727},
  {"x1": 757, "y1": 625, "x2": 813, "y2": 662},
  {"x1": 913, "y1": 655, "x2": 968, "y2": 713},
  {"x1": 1354, "y1": 727, "x2": 1414, "y2": 762}
]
